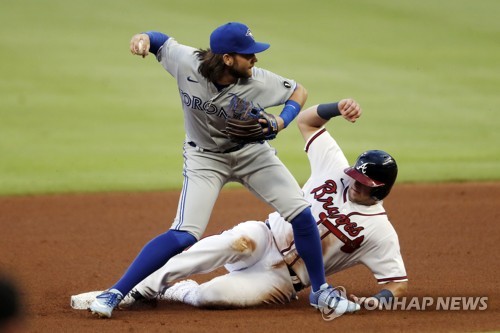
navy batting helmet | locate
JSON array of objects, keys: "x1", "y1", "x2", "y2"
[{"x1": 344, "y1": 150, "x2": 398, "y2": 200}]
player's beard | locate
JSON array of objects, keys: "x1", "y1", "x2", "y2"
[{"x1": 228, "y1": 66, "x2": 252, "y2": 79}]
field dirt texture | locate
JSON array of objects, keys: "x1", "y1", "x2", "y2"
[{"x1": 1, "y1": 182, "x2": 499, "y2": 332}]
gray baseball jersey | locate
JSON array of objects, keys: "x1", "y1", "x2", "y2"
[
  {"x1": 156, "y1": 38, "x2": 309, "y2": 239},
  {"x1": 158, "y1": 38, "x2": 296, "y2": 152}
]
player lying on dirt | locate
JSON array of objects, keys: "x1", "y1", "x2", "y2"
[{"x1": 74, "y1": 100, "x2": 408, "y2": 311}]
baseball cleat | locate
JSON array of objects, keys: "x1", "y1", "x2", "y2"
[
  {"x1": 119, "y1": 288, "x2": 158, "y2": 309},
  {"x1": 309, "y1": 286, "x2": 360, "y2": 315},
  {"x1": 119, "y1": 288, "x2": 144, "y2": 309},
  {"x1": 88, "y1": 289, "x2": 123, "y2": 318}
]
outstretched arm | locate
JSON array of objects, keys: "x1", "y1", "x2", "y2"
[
  {"x1": 297, "y1": 99, "x2": 362, "y2": 141},
  {"x1": 130, "y1": 31, "x2": 169, "y2": 58}
]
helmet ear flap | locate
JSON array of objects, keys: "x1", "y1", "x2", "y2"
[{"x1": 371, "y1": 186, "x2": 390, "y2": 201}]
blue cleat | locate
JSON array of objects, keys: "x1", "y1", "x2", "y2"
[
  {"x1": 89, "y1": 289, "x2": 123, "y2": 318},
  {"x1": 309, "y1": 285, "x2": 360, "y2": 316}
]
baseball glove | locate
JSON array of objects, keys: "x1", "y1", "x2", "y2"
[{"x1": 225, "y1": 96, "x2": 279, "y2": 143}]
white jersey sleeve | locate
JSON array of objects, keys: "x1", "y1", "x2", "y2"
[
  {"x1": 360, "y1": 225, "x2": 408, "y2": 284},
  {"x1": 304, "y1": 128, "x2": 350, "y2": 179}
]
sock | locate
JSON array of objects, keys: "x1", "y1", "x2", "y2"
[
  {"x1": 183, "y1": 288, "x2": 200, "y2": 307},
  {"x1": 291, "y1": 207, "x2": 327, "y2": 292},
  {"x1": 164, "y1": 280, "x2": 200, "y2": 306},
  {"x1": 112, "y1": 230, "x2": 197, "y2": 295}
]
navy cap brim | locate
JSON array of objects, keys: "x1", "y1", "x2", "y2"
[
  {"x1": 238, "y1": 42, "x2": 270, "y2": 54},
  {"x1": 344, "y1": 167, "x2": 384, "y2": 187}
]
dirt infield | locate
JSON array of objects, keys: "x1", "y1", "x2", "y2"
[{"x1": 1, "y1": 182, "x2": 499, "y2": 332}]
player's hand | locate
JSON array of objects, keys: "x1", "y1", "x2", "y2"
[
  {"x1": 130, "y1": 34, "x2": 150, "y2": 58},
  {"x1": 338, "y1": 99, "x2": 362, "y2": 123},
  {"x1": 259, "y1": 115, "x2": 285, "y2": 132},
  {"x1": 350, "y1": 294, "x2": 380, "y2": 309}
]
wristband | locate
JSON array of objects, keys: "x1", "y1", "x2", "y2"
[
  {"x1": 144, "y1": 31, "x2": 169, "y2": 55},
  {"x1": 279, "y1": 100, "x2": 301, "y2": 128},
  {"x1": 373, "y1": 289, "x2": 394, "y2": 302},
  {"x1": 317, "y1": 102, "x2": 341, "y2": 120}
]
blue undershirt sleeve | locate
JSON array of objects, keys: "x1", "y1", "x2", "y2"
[
  {"x1": 279, "y1": 100, "x2": 301, "y2": 128},
  {"x1": 144, "y1": 31, "x2": 169, "y2": 55}
]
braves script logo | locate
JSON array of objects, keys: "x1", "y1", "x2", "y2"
[{"x1": 310, "y1": 180, "x2": 365, "y2": 253}]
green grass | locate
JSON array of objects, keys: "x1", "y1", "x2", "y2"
[{"x1": 1, "y1": 0, "x2": 499, "y2": 195}]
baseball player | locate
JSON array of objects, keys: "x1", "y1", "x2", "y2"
[
  {"x1": 97, "y1": 99, "x2": 408, "y2": 311},
  {"x1": 89, "y1": 22, "x2": 356, "y2": 317}
]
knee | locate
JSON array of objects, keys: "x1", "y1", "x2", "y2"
[
  {"x1": 227, "y1": 221, "x2": 269, "y2": 256},
  {"x1": 168, "y1": 229, "x2": 197, "y2": 248},
  {"x1": 230, "y1": 235, "x2": 256, "y2": 255},
  {"x1": 230, "y1": 223, "x2": 271, "y2": 267}
]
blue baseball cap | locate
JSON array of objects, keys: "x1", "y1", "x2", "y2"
[{"x1": 210, "y1": 22, "x2": 270, "y2": 55}]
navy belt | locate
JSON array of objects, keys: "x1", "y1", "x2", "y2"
[
  {"x1": 288, "y1": 266, "x2": 305, "y2": 292},
  {"x1": 188, "y1": 141, "x2": 246, "y2": 154}
]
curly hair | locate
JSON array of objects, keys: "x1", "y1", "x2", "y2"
[{"x1": 195, "y1": 49, "x2": 227, "y2": 83}]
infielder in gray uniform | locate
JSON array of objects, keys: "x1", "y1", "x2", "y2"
[{"x1": 90, "y1": 22, "x2": 358, "y2": 318}]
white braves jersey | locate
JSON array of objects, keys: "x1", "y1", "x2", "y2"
[
  {"x1": 157, "y1": 38, "x2": 297, "y2": 152},
  {"x1": 269, "y1": 128, "x2": 408, "y2": 286}
]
